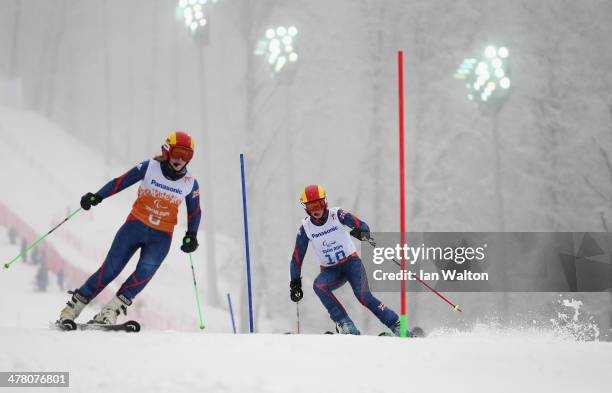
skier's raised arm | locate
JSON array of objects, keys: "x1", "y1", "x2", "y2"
[
  {"x1": 338, "y1": 209, "x2": 371, "y2": 241},
  {"x1": 80, "y1": 161, "x2": 149, "y2": 210}
]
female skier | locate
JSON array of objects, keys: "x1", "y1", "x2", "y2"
[{"x1": 57, "y1": 131, "x2": 201, "y2": 327}]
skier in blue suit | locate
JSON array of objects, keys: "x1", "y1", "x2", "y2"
[{"x1": 289, "y1": 184, "x2": 406, "y2": 336}]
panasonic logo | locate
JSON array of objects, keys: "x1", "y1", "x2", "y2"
[
  {"x1": 151, "y1": 179, "x2": 182, "y2": 195},
  {"x1": 312, "y1": 226, "x2": 339, "y2": 238}
]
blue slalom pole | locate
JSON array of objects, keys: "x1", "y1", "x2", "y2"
[
  {"x1": 240, "y1": 153, "x2": 255, "y2": 333},
  {"x1": 227, "y1": 293, "x2": 237, "y2": 334}
]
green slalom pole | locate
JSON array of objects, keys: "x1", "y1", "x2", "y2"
[
  {"x1": 3, "y1": 207, "x2": 83, "y2": 270},
  {"x1": 188, "y1": 250, "x2": 205, "y2": 330}
]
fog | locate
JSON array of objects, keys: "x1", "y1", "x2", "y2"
[{"x1": 1, "y1": 0, "x2": 611, "y2": 335}]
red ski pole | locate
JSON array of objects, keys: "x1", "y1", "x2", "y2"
[{"x1": 367, "y1": 238, "x2": 462, "y2": 312}]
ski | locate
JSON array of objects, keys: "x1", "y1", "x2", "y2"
[
  {"x1": 378, "y1": 327, "x2": 426, "y2": 337},
  {"x1": 53, "y1": 319, "x2": 141, "y2": 333},
  {"x1": 411, "y1": 327, "x2": 426, "y2": 337},
  {"x1": 283, "y1": 331, "x2": 335, "y2": 335},
  {"x1": 282, "y1": 330, "x2": 424, "y2": 336}
]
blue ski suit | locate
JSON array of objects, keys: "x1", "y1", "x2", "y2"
[{"x1": 290, "y1": 208, "x2": 398, "y2": 329}]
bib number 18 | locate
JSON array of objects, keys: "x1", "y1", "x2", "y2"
[{"x1": 324, "y1": 250, "x2": 346, "y2": 265}]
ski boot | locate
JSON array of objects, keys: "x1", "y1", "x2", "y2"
[
  {"x1": 90, "y1": 294, "x2": 132, "y2": 325},
  {"x1": 335, "y1": 316, "x2": 361, "y2": 335},
  {"x1": 59, "y1": 289, "x2": 89, "y2": 322},
  {"x1": 391, "y1": 320, "x2": 415, "y2": 337}
]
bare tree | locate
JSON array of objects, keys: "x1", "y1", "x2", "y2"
[
  {"x1": 9, "y1": 0, "x2": 21, "y2": 80},
  {"x1": 43, "y1": 0, "x2": 68, "y2": 119}
]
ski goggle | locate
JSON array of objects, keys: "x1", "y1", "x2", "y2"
[
  {"x1": 169, "y1": 145, "x2": 194, "y2": 161},
  {"x1": 303, "y1": 199, "x2": 326, "y2": 212}
]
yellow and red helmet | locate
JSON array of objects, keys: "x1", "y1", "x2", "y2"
[
  {"x1": 300, "y1": 184, "x2": 328, "y2": 213},
  {"x1": 162, "y1": 131, "x2": 195, "y2": 162}
]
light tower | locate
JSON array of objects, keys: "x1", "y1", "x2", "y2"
[
  {"x1": 254, "y1": 25, "x2": 299, "y2": 75},
  {"x1": 175, "y1": 0, "x2": 220, "y2": 306},
  {"x1": 455, "y1": 45, "x2": 511, "y2": 116},
  {"x1": 455, "y1": 45, "x2": 512, "y2": 231},
  {"x1": 177, "y1": 0, "x2": 219, "y2": 34},
  {"x1": 456, "y1": 45, "x2": 513, "y2": 320},
  {"x1": 254, "y1": 25, "x2": 300, "y2": 254}
]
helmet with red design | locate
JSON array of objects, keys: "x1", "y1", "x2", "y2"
[
  {"x1": 162, "y1": 131, "x2": 195, "y2": 163},
  {"x1": 300, "y1": 184, "x2": 328, "y2": 216}
]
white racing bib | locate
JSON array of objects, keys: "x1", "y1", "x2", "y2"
[{"x1": 302, "y1": 207, "x2": 357, "y2": 267}]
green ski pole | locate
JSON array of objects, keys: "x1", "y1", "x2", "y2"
[
  {"x1": 4, "y1": 207, "x2": 83, "y2": 269},
  {"x1": 188, "y1": 250, "x2": 205, "y2": 330}
]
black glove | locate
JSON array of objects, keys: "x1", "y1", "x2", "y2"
[
  {"x1": 181, "y1": 232, "x2": 198, "y2": 253},
  {"x1": 350, "y1": 228, "x2": 371, "y2": 241},
  {"x1": 289, "y1": 278, "x2": 303, "y2": 302},
  {"x1": 80, "y1": 192, "x2": 103, "y2": 211}
]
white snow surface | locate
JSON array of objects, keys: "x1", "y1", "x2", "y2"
[{"x1": 0, "y1": 329, "x2": 609, "y2": 393}]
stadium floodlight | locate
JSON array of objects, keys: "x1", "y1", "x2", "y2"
[
  {"x1": 454, "y1": 45, "x2": 511, "y2": 115},
  {"x1": 254, "y1": 25, "x2": 299, "y2": 74},
  {"x1": 176, "y1": 0, "x2": 219, "y2": 36},
  {"x1": 455, "y1": 45, "x2": 512, "y2": 233}
]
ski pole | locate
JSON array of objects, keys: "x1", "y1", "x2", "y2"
[
  {"x1": 187, "y1": 251, "x2": 205, "y2": 330},
  {"x1": 296, "y1": 301, "x2": 301, "y2": 334},
  {"x1": 3, "y1": 207, "x2": 83, "y2": 270},
  {"x1": 227, "y1": 293, "x2": 237, "y2": 334},
  {"x1": 366, "y1": 238, "x2": 462, "y2": 312}
]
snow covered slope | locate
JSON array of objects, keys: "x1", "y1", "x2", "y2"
[
  {"x1": 2, "y1": 230, "x2": 611, "y2": 393},
  {"x1": 0, "y1": 327, "x2": 610, "y2": 393}
]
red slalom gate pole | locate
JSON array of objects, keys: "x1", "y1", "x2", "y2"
[{"x1": 397, "y1": 50, "x2": 408, "y2": 337}]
